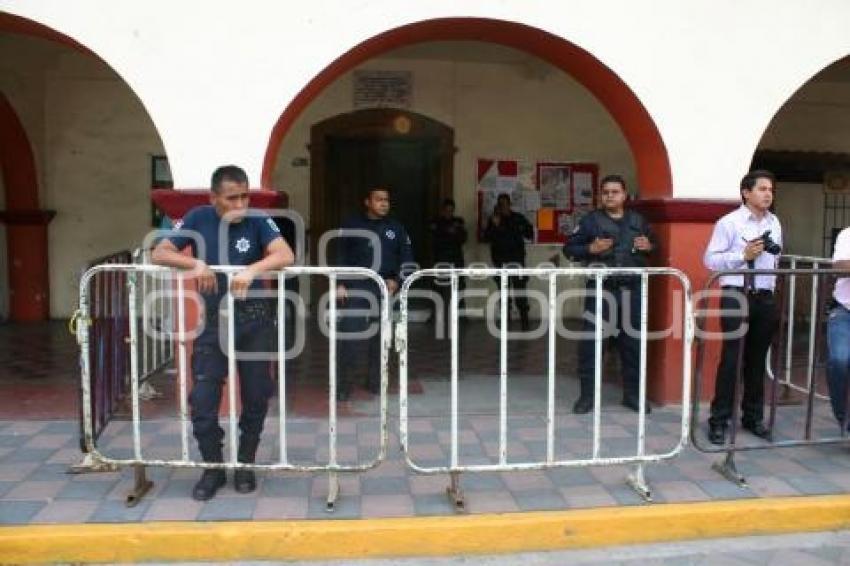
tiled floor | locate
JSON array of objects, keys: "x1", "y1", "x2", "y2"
[
  {"x1": 1, "y1": 394, "x2": 848, "y2": 525},
  {"x1": 0, "y1": 319, "x2": 847, "y2": 525}
]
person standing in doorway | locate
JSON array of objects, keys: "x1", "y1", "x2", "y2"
[
  {"x1": 430, "y1": 198, "x2": 467, "y2": 333},
  {"x1": 336, "y1": 187, "x2": 414, "y2": 401},
  {"x1": 484, "y1": 193, "x2": 534, "y2": 330}
]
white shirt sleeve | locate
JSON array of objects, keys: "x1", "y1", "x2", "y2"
[
  {"x1": 704, "y1": 216, "x2": 746, "y2": 271},
  {"x1": 833, "y1": 227, "x2": 850, "y2": 261}
]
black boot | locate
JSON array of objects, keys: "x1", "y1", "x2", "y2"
[
  {"x1": 234, "y1": 437, "x2": 259, "y2": 494},
  {"x1": 193, "y1": 443, "x2": 225, "y2": 501}
]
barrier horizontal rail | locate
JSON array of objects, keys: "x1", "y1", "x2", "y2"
[
  {"x1": 77, "y1": 263, "x2": 391, "y2": 509},
  {"x1": 396, "y1": 266, "x2": 694, "y2": 506},
  {"x1": 691, "y1": 266, "x2": 850, "y2": 486}
]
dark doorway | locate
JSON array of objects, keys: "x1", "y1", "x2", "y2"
[
  {"x1": 325, "y1": 136, "x2": 438, "y2": 263},
  {"x1": 309, "y1": 109, "x2": 454, "y2": 304}
]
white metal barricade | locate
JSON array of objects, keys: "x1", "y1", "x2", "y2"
[
  {"x1": 77, "y1": 263, "x2": 391, "y2": 509},
  {"x1": 396, "y1": 267, "x2": 694, "y2": 506},
  {"x1": 770, "y1": 255, "x2": 834, "y2": 402},
  {"x1": 133, "y1": 248, "x2": 175, "y2": 400}
]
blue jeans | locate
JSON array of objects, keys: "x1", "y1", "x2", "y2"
[{"x1": 827, "y1": 305, "x2": 850, "y2": 427}]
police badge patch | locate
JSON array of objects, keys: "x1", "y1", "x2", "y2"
[{"x1": 385, "y1": 229, "x2": 396, "y2": 240}]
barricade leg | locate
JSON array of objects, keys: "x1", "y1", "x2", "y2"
[
  {"x1": 326, "y1": 471, "x2": 339, "y2": 512},
  {"x1": 712, "y1": 452, "x2": 746, "y2": 486},
  {"x1": 125, "y1": 464, "x2": 153, "y2": 507},
  {"x1": 627, "y1": 463, "x2": 651, "y2": 501},
  {"x1": 447, "y1": 470, "x2": 465, "y2": 512}
]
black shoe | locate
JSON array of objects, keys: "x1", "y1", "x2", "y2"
[
  {"x1": 621, "y1": 394, "x2": 651, "y2": 414},
  {"x1": 234, "y1": 469, "x2": 257, "y2": 493},
  {"x1": 192, "y1": 469, "x2": 226, "y2": 501},
  {"x1": 707, "y1": 421, "x2": 727, "y2": 445},
  {"x1": 572, "y1": 396, "x2": 594, "y2": 414},
  {"x1": 742, "y1": 420, "x2": 771, "y2": 440}
]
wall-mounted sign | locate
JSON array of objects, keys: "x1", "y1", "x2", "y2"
[{"x1": 354, "y1": 70, "x2": 412, "y2": 108}]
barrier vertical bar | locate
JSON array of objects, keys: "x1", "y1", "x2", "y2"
[
  {"x1": 627, "y1": 271, "x2": 651, "y2": 500},
  {"x1": 278, "y1": 272, "x2": 288, "y2": 465},
  {"x1": 128, "y1": 272, "x2": 142, "y2": 461},
  {"x1": 177, "y1": 275, "x2": 189, "y2": 461},
  {"x1": 327, "y1": 273, "x2": 339, "y2": 511},
  {"x1": 785, "y1": 257, "x2": 797, "y2": 388},
  {"x1": 805, "y1": 266, "x2": 819, "y2": 440},
  {"x1": 226, "y1": 273, "x2": 238, "y2": 464},
  {"x1": 448, "y1": 273, "x2": 463, "y2": 509},
  {"x1": 499, "y1": 272, "x2": 508, "y2": 466},
  {"x1": 546, "y1": 273, "x2": 556, "y2": 464},
  {"x1": 592, "y1": 273, "x2": 603, "y2": 459}
]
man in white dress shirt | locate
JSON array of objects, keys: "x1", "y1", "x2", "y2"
[
  {"x1": 704, "y1": 170, "x2": 782, "y2": 445},
  {"x1": 826, "y1": 226, "x2": 850, "y2": 431}
]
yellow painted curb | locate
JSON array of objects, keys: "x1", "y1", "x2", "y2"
[{"x1": 2, "y1": 495, "x2": 850, "y2": 564}]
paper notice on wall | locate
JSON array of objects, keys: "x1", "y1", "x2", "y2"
[
  {"x1": 538, "y1": 208, "x2": 555, "y2": 231},
  {"x1": 522, "y1": 190, "x2": 540, "y2": 212},
  {"x1": 517, "y1": 161, "x2": 536, "y2": 191},
  {"x1": 539, "y1": 164, "x2": 571, "y2": 209},
  {"x1": 573, "y1": 171, "x2": 595, "y2": 209},
  {"x1": 557, "y1": 211, "x2": 575, "y2": 236}
]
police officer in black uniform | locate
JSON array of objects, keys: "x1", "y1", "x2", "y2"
[
  {"x1": 336, "y1": 187, "x2": 414, "y2": 401},
  {"x1": 430, "y1": 198, "x2": 467, "y2": 332},
  {"x1": 563, "y1": 174, "x2": 656, "y2": 414},
  {"x1": 484, "y1": 193, "x2": 534, "y2": 330}
]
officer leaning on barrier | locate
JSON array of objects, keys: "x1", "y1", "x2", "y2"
[
  {"x1": 152, "y1": 165, "x2": 294, "y2": 501},
  {"x1": 336, "y1": 186, "x2": 414, "y2": 402},
  {"x1": 484, "y1": 193, "x2": 534, "y2": 330},
  {"x1": 704, "y1": 170, "x2": 782, "y2": 445},
  {"x1": 826, "y1": 225, "x2": 850, "y2": 432},
  {"x1": 430, "y1": 198, "x2": 467, "y2": 331},
  {"x1": 563, "y1": 174, "x2": 656, "y2": 415}
]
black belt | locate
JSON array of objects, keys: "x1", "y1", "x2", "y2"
[{"x1": 722, "y1": 285, "x2": 774, "y2": 297}]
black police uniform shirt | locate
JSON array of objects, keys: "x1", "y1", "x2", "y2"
[
  {"x1": 430, "y1": 216, "x2": 467, "y2": 265},
  {"x1": 563, "y1": 209, "x2": 655, "y2": 268},
  {"x1": 167, "y1": 205, "x2": 282, "y2": 314},
  {"x1": 484, "y1": 211, "x2": 533, "y2": 264},
  {"x1": 338, "y1": 213, "x2": 414, "y2": 289}
]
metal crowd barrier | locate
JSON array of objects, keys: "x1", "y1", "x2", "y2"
[
  {"x1": 396, "y1": 267, "x2": 694, "y2": 507},
  {"x1": 133, "y1": 247, "x2": 176, "y2": 398},
  {"x1": 76, "y1": 263, "x2": 391, "y2": 508},
  {"x1": 772, "y1": 255, "x2": 833, "y2": 402},
  {"x1": 74, "y1": 250, "x2": 132, "y2": 458},
  {"x1": 691, "y1": 266, "x2": 850, "y2": 486}
]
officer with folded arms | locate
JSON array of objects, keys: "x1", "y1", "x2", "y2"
[{"x1": 704, "y1": 170, "x2": 782, "y2": 445}]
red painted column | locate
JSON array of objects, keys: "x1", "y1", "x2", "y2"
[
  {"x1": 0, "y1": 211, "x2": 55, "y2": 321},
  {"x1": 631, "y1": 198, "x2": 738, "y2": 404}
]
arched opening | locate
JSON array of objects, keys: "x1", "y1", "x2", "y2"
[
  {"x1": 262, "y1": 18, "x2": 671, "y2": 198},
  {"x1": 0, "y1": 12, "x2": 170, "y2": 418},
  {"x1": 751, "y1": 55, "x2": 850, "y2": 258}
]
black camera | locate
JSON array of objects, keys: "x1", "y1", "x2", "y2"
[{"x1": 758, "y1": 230, "x2": 782, "y2": 255}]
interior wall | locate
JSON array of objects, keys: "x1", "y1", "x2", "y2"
[
  {"x1": 0, "y1": 34, "x2": 167, "y2": 318},
  {"x1": 271, "y1": 44, "x2": 636, "y2": 317},
  {"x1": 758, "y1": 73, "x2": 850, "y2": 258}
]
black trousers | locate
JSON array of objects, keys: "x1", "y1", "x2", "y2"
[
  {"x1": 709, "y1": 289, "x2": 778, "y2": 426},
  {"x1": 576, "y1": 280, "x2": 642, "y2": 398},
  {"x1": 190, "y1": 318, "x2": 275, "y2": 461},
  {"x1": 492, "y1": 261, "x2": 529, "y2": 315},
  {"x1": 338, "y1": 292, "x2": 382, "y2": 392}
]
